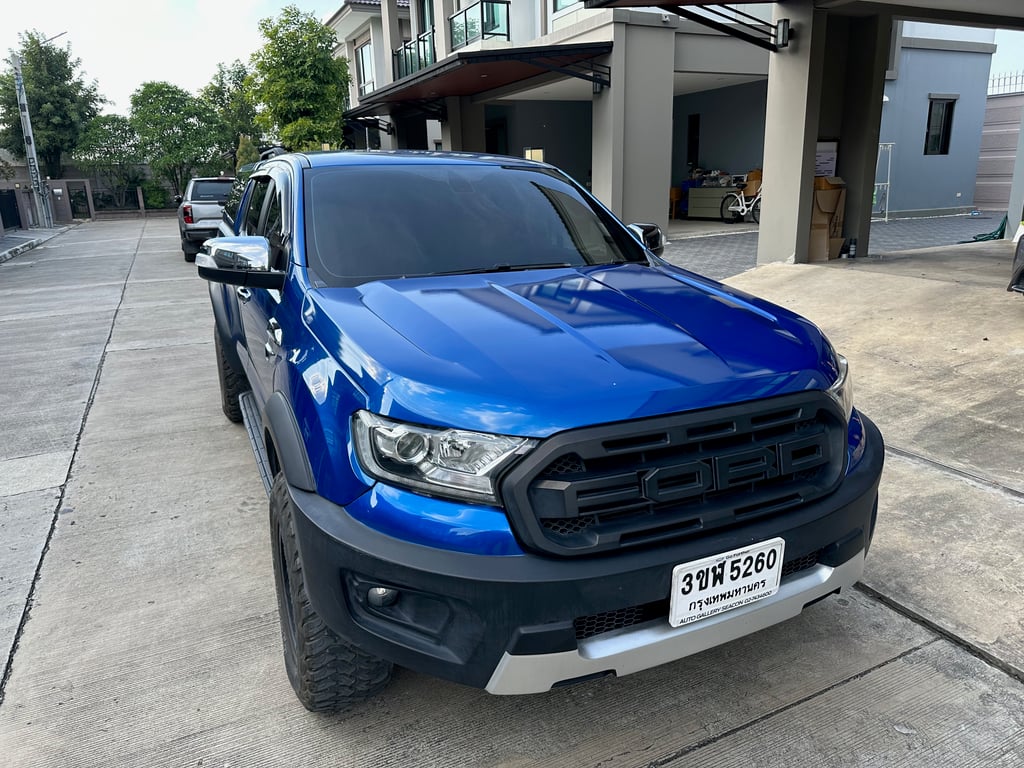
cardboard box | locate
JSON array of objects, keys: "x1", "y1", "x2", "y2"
[
  {"x1": 808, "y1": 228, "x2": 847, "y2": 263},
  {"x1": 808, "y1": 226, "x2": 830, "y2": 262},
  {"x1": 812, "y1": 177, "x2": 846, "y2": 241}
]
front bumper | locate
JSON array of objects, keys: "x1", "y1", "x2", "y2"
[{"x1": 289, "y1": 415, "x2": 883, "y2": 693}]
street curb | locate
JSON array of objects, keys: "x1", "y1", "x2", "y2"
[{"x1": 0, "y1": 225, "x2": 73, "y2": 265}]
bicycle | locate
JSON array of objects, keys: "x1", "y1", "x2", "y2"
[{"x1": 720, "y1": 182, "x2": 761, "y2": 224}]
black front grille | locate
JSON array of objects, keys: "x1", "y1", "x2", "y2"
[
  {"x1": 501, "y1": 392, "x2": 846, "y2": 556},
  {"x1": 573, "y1": 550, "x2": 823, "y2": 640}
]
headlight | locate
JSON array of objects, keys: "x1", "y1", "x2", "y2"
[
  {"x1": 353, "y1": 411, "x2": 537, "y2": 504},
  {"x1": 826, "y1": 352, "x2": 854, "y2": 422}
]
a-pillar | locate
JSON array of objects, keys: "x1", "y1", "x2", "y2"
[
  {"x1": 757, "y1": 0, "x2": 827, "y2": 264},
  {"x1": 591, "y1": 18, "x2": 674, "y2": 228},
  {"x1": 1006, "y1": 106, "x2": 1024, "y2": 240}
]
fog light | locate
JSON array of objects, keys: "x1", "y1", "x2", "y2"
[{"x1": 367, "y1": 586, "x2": 399, "y2": 608}]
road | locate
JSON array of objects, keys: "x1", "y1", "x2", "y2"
[{"x1": 1, "y1": 219, "x2": 1022, "y2": 766}]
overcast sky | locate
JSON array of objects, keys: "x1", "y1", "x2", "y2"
[
  {"x1": 2, "y1": 2, "x2": 1024, "y2": 115},
  {"x1": 1, "y1": 0, "x2": 342, "y2": 114}
]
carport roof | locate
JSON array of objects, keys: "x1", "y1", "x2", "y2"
[
  {"x1": 585, "y1": 0, "x2": 1024, "y2": 29},
  {"x1": 345, "y1": 41, "x2": 613, "y2": 119}
]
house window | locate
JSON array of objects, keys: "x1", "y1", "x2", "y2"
[
  {"x1": 356, "y1": 40, "x2": 375, "y2": 96},
  {"x1": 924, "y1": 97, "x2": 956, "y2": 156},
  {"x1": 553, "y1": 0, "x2": 578, "y2": 11}
]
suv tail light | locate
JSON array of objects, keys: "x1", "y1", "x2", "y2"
[{"x1": 182, "y1": 204, "x2": 194, "y2": 224}]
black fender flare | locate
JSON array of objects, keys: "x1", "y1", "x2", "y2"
[
  {"x1": 209, "y1": 282, "x2": 245, "y2": 376},
  {"x1": 264, "y1": 391, "x2": 317, "y2": 492}
]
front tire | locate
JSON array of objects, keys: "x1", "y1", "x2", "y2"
[
  {"x1": 720, "y1": 193, "x2": 742, "y2": 223},
  {"x1": 215, "y1": 331, "x2": 249, "y2": 423},
  {"x1": 269, "y1": 474, "x2": 393, "y2": 712},
  {"x1": 752, "y1": 197, "x2": 761, "y2": 224}
]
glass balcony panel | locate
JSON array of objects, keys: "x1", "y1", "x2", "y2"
[{"x1": 450, "y1": 1, "x2": 509, "y2": 50}]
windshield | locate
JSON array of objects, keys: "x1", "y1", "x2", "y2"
[
  {"x1": 303, "y1": 163, "x2": 646, "y2": 287},
  {"x1": 191, "y1": 180, "x2": 234, "y2": 203}
]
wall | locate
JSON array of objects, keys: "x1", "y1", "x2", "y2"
[
  {"x1": 974, "y1": 92, "x2": 1023, "y2": 210},
  {"x1": 879, "y1": 43, "x2": 992, "y2": 214},
  {"x1": 669, "y1": 80, "x2": 767, "y2": 186},
  {"x1": 486, "y1": 101, "x2": 593, "y2": 186}
]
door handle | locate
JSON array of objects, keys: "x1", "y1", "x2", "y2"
[
  {"x1": 265, "y1": 318, "x2": 282, "y2": 359},
  {"x1": 236, "y1": 287, "x2": 252, "y2": 302},
  {"x1": 267, "y1": 318, "x2": 283, "y2": 346}
]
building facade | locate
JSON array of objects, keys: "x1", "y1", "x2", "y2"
[{"x1": 327, "y1": 0, "x2": 774, "y2": 229}]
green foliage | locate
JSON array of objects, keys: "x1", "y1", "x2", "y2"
[
  {"x1": 200, "y1": 60, "x2": 259, "y2": 168},
  {"x1": 0, "y1": 31, "x2": 103, "y2": 178},
  {"x1": 130, "y1": 81, "x2": 226, "y2": 196},
  {"x1": 140, "y1": 177, "x2": 173, "y2": 210},
  {"x1": 248, "y1": 5, "x2": 351, "y2": 149},
  {"x1": 71, "y1": 114, "x2": 145, "y2": 207},
  {"x1": 236, "y1": 134, "x2": 260, "y2": 171},
  {"x1": 0, "y1": 157, "x2": 14, "y2": 180}
]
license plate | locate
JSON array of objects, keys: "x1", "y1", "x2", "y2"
[{"x1": 669, "y1": 538, "x2": 785, "y2": 627}]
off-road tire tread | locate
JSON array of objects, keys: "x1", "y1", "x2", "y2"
[
  {"x1": 215, "y1": 331, "x2": 248, "y2": 423},
  {"x1": 270, "y1": 475, "x2": 393, "y2": 712}
]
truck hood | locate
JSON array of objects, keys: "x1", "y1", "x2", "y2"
[{"x1": 306, "y1": 264, "x2": 835, "y2": 437}]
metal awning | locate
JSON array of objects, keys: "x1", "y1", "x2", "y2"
[{"x1": 345, "y1": 41, "x2": 613, "y2": 120}]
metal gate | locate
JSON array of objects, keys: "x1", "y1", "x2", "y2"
[{"x1": 0, "y1": 189, "x2": 22, "y2": 229}]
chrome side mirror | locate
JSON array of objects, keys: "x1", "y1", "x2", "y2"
[{"x1": 196, "y1": 236, "x2": 284, "y2": 289}]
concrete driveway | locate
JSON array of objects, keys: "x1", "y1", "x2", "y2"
[{"x1": 1, "y1": 220, "x2": 1023, "y2": 766}]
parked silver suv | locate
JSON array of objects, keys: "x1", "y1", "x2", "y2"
[{"x1": 175, "y1": 177, "x2": 235, "y2": 262}]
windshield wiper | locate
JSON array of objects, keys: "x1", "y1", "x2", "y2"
[{"x1": 427, "y1": 262, "x2": 574, "y2": 277}]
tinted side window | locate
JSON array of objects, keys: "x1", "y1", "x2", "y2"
[
  {"x1": 263, "y1": 184, "x2": 286, "y2": 270},
  {"x1": 223, "y1": 163, "x2": 259, "y2": 224},
  {"x1": 241, "y1": 179, "x2": 270, "y2": 236}
]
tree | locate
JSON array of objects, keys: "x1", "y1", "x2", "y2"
[
  {"x1": 235, "y1": 134, "x2": 260, "y2": 171},
  {"x1": 71, "y1": 114, "x2": 144, "y2": 207},
  {"x1": 248, "y1": 5, "x2": 350, "y2": 149},
  {"x1": 130, "y1": 81, "x2": 224, "y2": 196},
  {"x1": 201, "y1": 60, "x2": 258, "y2": 168},
  {"x1": 0, "y1": 31, "x2": 103, "y2": 178}
]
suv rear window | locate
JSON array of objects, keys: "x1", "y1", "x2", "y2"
[
  {"x1": 191, "y1": 180, "x2": 235, "y2": 203},
  {"x1": 304, "y1": 164, "x2": 644, "y2": 287}
]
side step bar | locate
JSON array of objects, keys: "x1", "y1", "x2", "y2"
[{"x1": 239, "y1": 391, "x2": 274, "y2": 497}]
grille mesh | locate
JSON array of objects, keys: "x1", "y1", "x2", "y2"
[{"x1": 502, "y1": 392, "x2": 846, "y2": 556}]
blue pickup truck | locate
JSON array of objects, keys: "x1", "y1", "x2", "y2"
[{"x1": 197, "y1": 150, "x2": 883, "y2": 712}]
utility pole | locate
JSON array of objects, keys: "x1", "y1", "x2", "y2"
[{"x1": 10, "y1": 49, "x2": 57, "y2": 229}]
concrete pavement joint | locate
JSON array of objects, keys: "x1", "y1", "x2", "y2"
[
  {"x1": 641, "y1": 638, "x2": 941, "y2": 767},
  {"x1": 854, "y1": 582, "x2": 1024, "y2": 688},
  {"x1": 0, "y1": 225, "x2": 144, "y2": 708},
  {"x1": 885, "y1": 444, "x2": 1024, "y2": 502}
]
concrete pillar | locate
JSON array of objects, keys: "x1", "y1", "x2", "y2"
[
  {"x1": 757, "y1": 0, "x2": 828, "y2": 264},
  {"x1": 345, "y1": 38, "x2": 360, "y2": 105},
  {"x1": 591, "y1": 21, "x2": 675, "y2": 228},
  {"x1": 834, "y1": 14, "x2": 892, "y2": 258},
  {"x1": 1006, "y1": 105, "x2": 1024, "y2": 240},
  {"x1": 410, "y1": 0, "x2": 422, "y2": 39},
  {"x1": 441, "y1": 96, "x2": 486, "y2": 151},
  {"x1": 381, "y1": 0, "x2": 402, "y2": 84},
  {"x1": 433, "y1": 0, "x2": 456, "y2": 60}
]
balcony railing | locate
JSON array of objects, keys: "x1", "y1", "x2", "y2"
[
  {"x1": 449, "y1": 1, "x2": 510, "y2": 51},
  {"x1": 393, "y1": 29, "x2": 436, "y2": 80}
]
